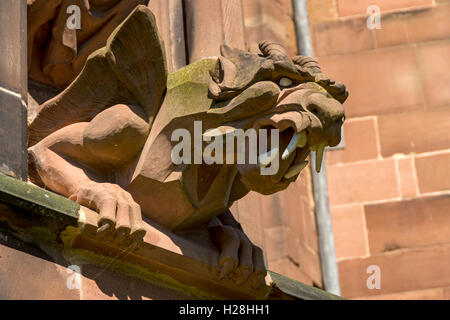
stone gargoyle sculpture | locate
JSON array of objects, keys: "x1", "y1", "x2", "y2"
[{"x1": 28, "y1": 6, "x2": 347, "y2": 286}]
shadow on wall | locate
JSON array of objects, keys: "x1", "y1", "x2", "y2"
[{"x1": 0, "y1": 229, "x2": 191, "y2": 300}]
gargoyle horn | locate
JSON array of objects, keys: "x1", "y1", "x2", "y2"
[
  {"x1": 259, "y1": 40, "x2": 288, "y2": 58},
  {"x1": 292, "y1": 56, "x2": 321, "y2": 73}
]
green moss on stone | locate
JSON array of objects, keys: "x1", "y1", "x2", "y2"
[
  {"x1": 167, "y1": 58, "x2": 217, "y2": 89},
  {"x1": 0, "y1": 173, "x2": 79, "y2": 225},
  {"x1": 268, "y1": 271, "x2": 344, "y2": 300},
  {"x1": 0, "y1": 173, "x2": 79, "y2": 248}
]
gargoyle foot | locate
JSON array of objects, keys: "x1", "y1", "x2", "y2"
[
  {"x1": 69, "y1": 182, "x2": 146, "y2": 247},
  {"x1": 210, "y1": 225, "x2": 267, "y2": 288}
]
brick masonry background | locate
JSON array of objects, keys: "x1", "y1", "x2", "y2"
[{"x1": 307, "y1": 0, "x2": 450, "y2": 299}]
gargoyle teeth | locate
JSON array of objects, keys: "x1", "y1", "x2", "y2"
[
  {"x1": 258, "y1": 148, "x2": 279, "y2": 168},
  {"x1": 284, "y1": 161, "x2": 308, "y2": 179},
  {"x1": 315, "y1": 143, "x2": 326, "y2": 173},
  {"x1": 203, "y1": 126, "x2": 236, "y2": 139},
  {"x1": 281, "y1": 131, "x2": 307, "y2": 160}
]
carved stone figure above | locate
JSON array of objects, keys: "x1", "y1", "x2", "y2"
[
  {"x1": 28, "y1": 6, "x2": 347, "y2": 286},
  {"x1": 27, "y1": 0, "x2": 149, "y2": 89}
]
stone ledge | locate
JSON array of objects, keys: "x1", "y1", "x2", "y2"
[
  {"x1": 64, "y1": 205, "x2": 271, "y2": 299},
  {"x1": 0, "y1": 172, "x2": 78, "y2": 226},
  {"x1": 0, "y1": 173, "x2": 78, "y2": 246},
  {"x1": 269, "y1": 271, "x2": 342, "y2": 300},
  {"x1": 0, "y1": 173, "x2": 341, "y2": 300}
]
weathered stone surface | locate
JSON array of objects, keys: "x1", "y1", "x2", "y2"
[
  {"x1": 0, "y1": 173, "x2": 78, "y2": 246},
  {"x1": 242, "y1": 0, "x2": 298, "y2": 57},
  {"x1": 356, "y1": 288, "x2": 445, "y2": 300},
  {"x1": 326, "y1": 117, "x2": 378, "y2": 165},
  {"x1": 417, "y1": 40, "x2": 450, "y2": 108},
  {"x1": 148, "y1": 0, "x2": 187, "y2": 72},
  {"x1": 327, "y1": 159, "x2": 399, "y2": 205},
  {"x1": 25, "y1": 5, "x2": 348, "y2": 289},
  {"x1": 374, "y1": 3, "x2": 450, "y2": 48},
  {"x1": 339, "y1": 244, "x2": 450, "y2": 298},
  {"x1": 0, "y1": 0, "x2": 27, "y2": 98},
  {"x1": 0, "y1": 90, "x2": 28, "y2": 180},
  {"x1": 268, "y1": 271, "x2": 342, "y2": 300},
  {"x1": 184, "y1": 0, "x2": 224, "y2": 62},
  {"x1": 365, "y1": 195, "x2": 450, "y2": 253},
  {"x1": 0, "y1": 231, "x2": 79, "y2": 300},
  {"x1": 415, "y1": 152, "x2": 450, "y2": 193},
  {"x1": 0, "y1": 0, "x2": 28, "y2": 180},
  {"x1": 337, "y1": 0, "x2": 433, "y2": 17},
  {"x1": 396, "y1": 157, "x2": 418, "y2": 198},
  {"x1": 0, "y1": 230, "x2": 199, "y2": 300},
  {"x1": 331, "y1": 204, "x2": 368, "y2": 259},
  {"x1": 314, "y1": 17, "x2": 374, "y2": 57},
  {"x1": 378, "y1": 106, "x2": 450, "y2": 157},
  {"x1": 320, "y1": 46, "x2": 423, "y2": 117},
  {"x1": 310, "y1": 0, "x2": 450, "y2": 301},
  {"x1": 0, "y1": 172, "x2": 336, "y2": 299}
]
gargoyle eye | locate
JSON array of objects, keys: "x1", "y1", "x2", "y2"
[{"x1": 279, "y1": 77, "x2": 293, "y2": 87}]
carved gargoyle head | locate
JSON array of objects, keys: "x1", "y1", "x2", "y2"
[
  {"x1": 128, "y1": 39, "x2": 348, "y2": 228},
  {"x1": 202, "y1": 41, "x2": 348, "y2": 195}
]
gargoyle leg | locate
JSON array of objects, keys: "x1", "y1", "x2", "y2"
[{"x1": 210, "y1": 210, "x2": 267, "y2": 287}]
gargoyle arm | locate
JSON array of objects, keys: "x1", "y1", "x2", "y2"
[{"x1": 29, "y1": 103, "x2": 149, "y2": 242}]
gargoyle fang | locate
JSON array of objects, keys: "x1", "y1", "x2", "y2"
[
  {"x1": 258, "y1": 148, "x2": 279, "y2": 168},
  {"x1": 281, "y1": 131, "x2": 307, "y2": 160},
  {"x1": 284, "y1": 161, "x2": 308, "y2": 179},
  {"x1": 315, "y1": 143, "x2": 326, "y2": 173}
]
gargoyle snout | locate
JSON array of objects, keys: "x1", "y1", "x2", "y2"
[{"x1": 303, "y1": 90, "x2": 345, "y2": 148}]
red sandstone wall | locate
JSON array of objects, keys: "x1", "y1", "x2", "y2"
[
  {"x1": 0, "y1": 231, "x2": 191, "y2": 299},
  {"x1": 308, "y1": 0, "x2": 450, "y2": 299}
]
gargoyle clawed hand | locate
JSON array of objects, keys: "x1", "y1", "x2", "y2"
[{"x1": 69, "y1": 182, "x2": 146, "y2": 245}]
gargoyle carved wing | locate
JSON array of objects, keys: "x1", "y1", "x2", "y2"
[{"x1": 29, "y1": 5, "x2": 168, "y2": 146}]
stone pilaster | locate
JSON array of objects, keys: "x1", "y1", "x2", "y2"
[{"x1": 0, "y1": 0, "x2": 28, "y2": 180}]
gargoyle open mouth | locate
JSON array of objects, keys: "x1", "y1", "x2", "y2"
[
  {"x1": 252, "y1": 83, "x2": 344, "y2": 185},
  {"x1": 255, "y1": 118, "x2": 325, "y2": 183},
  {"x1": 279, "y1": 129, "x2": 325, "y2": 180}
]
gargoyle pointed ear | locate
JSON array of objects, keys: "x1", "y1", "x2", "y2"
[
  {"x1": 220, "y1": 44, "x2": 243, "y2": 60},
  {"x1": 209, "y1": 45, "x2": 269, "y2": 101},
  {"x1": 106, "y1": 5, "x2": 168, "y2": 120}
]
